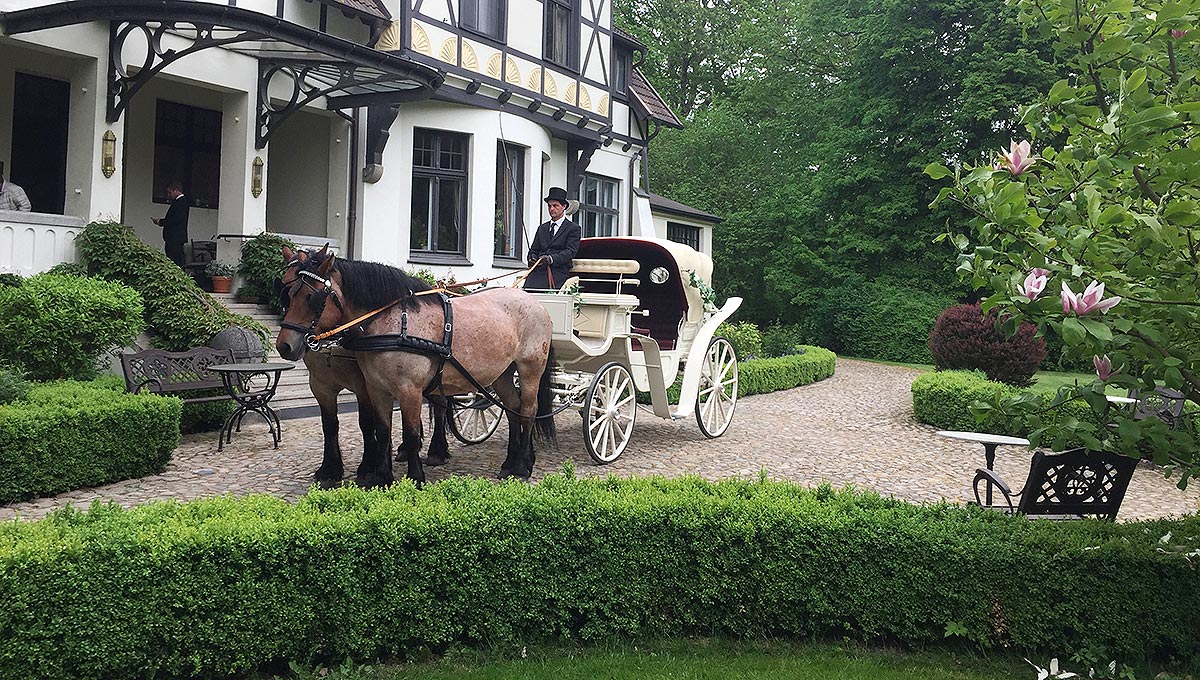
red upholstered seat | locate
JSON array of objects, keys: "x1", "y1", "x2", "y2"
[{"x1": 630, "y1": 326, "x2": 675, "y2": 351}]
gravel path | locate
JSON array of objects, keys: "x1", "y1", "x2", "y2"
[{"x1": 3, "y1": 359, "x2": 1197, "y2": 522}]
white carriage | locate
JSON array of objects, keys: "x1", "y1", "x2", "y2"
[{"x1": 447, "y1": 237, "x2": 742, "y2": 463}]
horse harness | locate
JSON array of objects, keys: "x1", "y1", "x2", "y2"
[{"x1": 281, "y1": 269, "x2": 497, "y2": 401}]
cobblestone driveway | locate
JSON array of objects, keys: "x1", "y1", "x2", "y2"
[{"x1": 4, "y1": 359, "x2": 1197, "y2": 522}]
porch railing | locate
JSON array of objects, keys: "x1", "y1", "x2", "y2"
[{"x1": 0, "y1": 211, "x2": 85, "y2": 276}]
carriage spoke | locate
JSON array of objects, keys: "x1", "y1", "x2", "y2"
[{"x1": 695, "y1": 338, "x2": 738, "y2": 438}]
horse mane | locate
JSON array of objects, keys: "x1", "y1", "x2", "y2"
[{"x1": 304, "y1": 252, "x2": 437, "y2": 309}]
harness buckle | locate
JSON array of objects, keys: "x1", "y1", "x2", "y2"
[{"x1": 445, "y1": 322, "x2": 453, "y2": 333}]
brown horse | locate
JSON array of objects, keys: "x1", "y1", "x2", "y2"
[
  {"x1": 278, "y1": 250, "x2": 453, "y2": 489},
  {"x1": 275, "y1": 247, "x2": 556, "y2": 484}
]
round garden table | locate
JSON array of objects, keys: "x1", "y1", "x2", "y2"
[{"x1": 209, "y1": 362, "x2": 295, "y2": 451}]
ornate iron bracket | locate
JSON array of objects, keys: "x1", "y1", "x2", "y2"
[
  {"x1": 108, "y1": 19, "x2": 254, "y2": 123},
  {"x1": 257, "y1": 59, "x2": 420, "y2": 149}
]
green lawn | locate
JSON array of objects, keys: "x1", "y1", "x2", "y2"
[{"x1": 333, "y1": 640, "x2": 1036, "y2": 680}]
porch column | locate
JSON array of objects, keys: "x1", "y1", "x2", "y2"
[{"x1": 219, "y1": 91, "x2": 264, "y2": 256}]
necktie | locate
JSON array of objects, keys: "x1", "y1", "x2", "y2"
[{"x1": 551, "y1": 223, "x2": 558, "y2": 238}]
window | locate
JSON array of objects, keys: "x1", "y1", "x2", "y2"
[
  {"x1": 411, "y1": 128, "x2": 469, "y2": 255},
  {"x1": 544, "y1": 0, "x2": 578, "y2": 69},
  {"x1": 495, "y1": 142, "x2": 525, "y2": 259},
  {"x1": 153, "y1": 100, "x2": 221, "y2": 208},
  {"x1": 668, "y1": 222, "x2": 702, "y2": 251},
  {"x1": 613, "y1": 47, "x2": 630, "y2": 95},
  {"x1": 578, "y1": 174, "x2": 618, "y2": 237},
  {"x1": 461, "y1": 0, "x2": 505, "y2": 41}
]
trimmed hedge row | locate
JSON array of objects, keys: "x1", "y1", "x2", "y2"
[
  {"x1": 911, "y1": 370, "x2": 1105, "y2": 435},
  {"x1": 645, "y1": 346, "x2": 837, "y2": 405},
  {"x1": 1, "y1": 476, "x2": 1197, "y2": 679},
  {"x1": 0, "y1": 381, "x2": 180, "y2": 502},
  {"x1": 737, "y1": 345, "x2": 836, "y2": 397}
]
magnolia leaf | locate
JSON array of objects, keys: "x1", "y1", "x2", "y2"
[
  {"x1": 1078, "y1": 318, "x2": 1113, "y2": 342},
  {"x1": 1048, "y1": 78, "x2": 1072, "y2": 102},
  {"x1": 924, "y1": 163, "x2": 952, "y2": 180},
  {"x1": 1130, "y1": 105, "x2": 1178, "y2": 127},
  {"x1": 1061, "y1": 317, "x2": 1086, "y2": 345},
  {"x1": 1125, "y1": 67, "x2": 1147, "y2": 93}
]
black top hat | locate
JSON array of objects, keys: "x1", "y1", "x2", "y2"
[{"x1": 544, "y1": 186, "x2": 569, "y2": 204}]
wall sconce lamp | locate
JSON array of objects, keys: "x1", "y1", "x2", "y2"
[
  {"x1": 251, "y1": 156, "x2": 264, "y2": 198},
  {"x1": 101, "y1": 130, "x2": 116, "y2": 178}
]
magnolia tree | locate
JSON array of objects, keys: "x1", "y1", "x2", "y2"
[{"x1": 926, "y1": 0, "x2": 1199, "y2": 484}]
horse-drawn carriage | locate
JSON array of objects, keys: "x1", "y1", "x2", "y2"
[
  {"x1": 276, "y1": 236, "x2": 740, "y2": 485},
  {"x1": 446, "y1": 237, "x2": 742, "y2": 463}
]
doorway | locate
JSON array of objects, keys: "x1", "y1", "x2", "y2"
[{"x1": 11, "y1": 72, "x2": 70, "y2": 215}]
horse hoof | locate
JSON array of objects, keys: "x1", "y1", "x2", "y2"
[
  {"x1": 355, "y1": 473, "x2": 393, "y2": 489},
  {"x1": 316, "y1": 478, "x2": 343, "y2": 490},
  {"x1": 425, "y1": 454, "x2": 450, "y2": 466}
]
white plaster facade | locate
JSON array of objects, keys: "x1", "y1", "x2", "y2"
[{"x1": 0, "y1": 0, "x2": 709, "y2": 280}]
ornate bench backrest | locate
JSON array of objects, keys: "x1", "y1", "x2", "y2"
[
  {"x1": 1018, "y1": 448, "x2": 1137, "y2": 520},
  {"x1": 120, "y1": 348, "x2": 235, "y2": 394}
]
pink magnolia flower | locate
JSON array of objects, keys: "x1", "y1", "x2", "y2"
[
  {"x1": 1077, "y1": 280, "x2": 1121, "y2": 314},
  {"x1": 1062, "y1": 280, "x2": 1121, "y2": 315},
  {"x1": 999, "y1": 140, "x2": 1036, "y2": 175},
  {"x1": 1017, "y1": 268, "x2": 1050, "y2": 300},
  {"x1": 1171, "y1": 29, "x2": 1189, "y2": 39},
  {"x1": 1061, "y1": 281, "x2": 1080, "y2": 314},
  {"x1": 1094, "y1": 354, "x2": 1122, "y2": 382}
]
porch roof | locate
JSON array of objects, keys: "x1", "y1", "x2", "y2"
[
  {"x1": 0, "y1": 1, "x2": 442, "y2": 123},
  {"x1": 629, "y1": 69, "x2": 682, "y2": 129}
]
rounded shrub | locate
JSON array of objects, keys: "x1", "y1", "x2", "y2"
[
  {"x1": 0, "y1": 273, "x2": 145, "y2": 380},
  {"x1": 716, "y1": 321, "x2": 762, "y2": 360},
  {"x1": 928, "y1": 303, "x2": 1047, "y2": 386},
  {"x1": 236, "y1": 233, "x2": 297, "y2": 310},
  {"x1": 762, "y1": 323, "x2": 808, "y2": 357},
  {"x1": 0, "y1": 272, "x2": 23, "y2": 288}
]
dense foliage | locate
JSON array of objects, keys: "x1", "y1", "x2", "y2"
[
  {"x1": 236, "y1": 232, "x2": 296, "y2": 310},
  {"x1": 0, "y1": 273, "x2": 144, "y2": 380},
  {"x1": 715, "y1": 321, "x2": 762, "y2": 360},
  {"x1": 74, "y1": 220, "x2": 266, "y2": 350},
  {"x1": 928, "y1": 303, "x2": 1047, "y2": 386},
  {"x1": 644, "y1": 345, "x2": 836, "y2": 405},
  {"x1": 0, "y1": 364, "x2": 31, "y2": 405},
  {"x1": 616, "y1": 0, "x2": 1060, "y2": 344},
  {"x1": 0, "y1": 379, "x2": 180, "y2": 502},
  {"x1": 1, "y1": 477, "x2": 1196, "y2": 678},
  {"x1": 928, "y1": 0, "x2": 1200, "y2": 477}
]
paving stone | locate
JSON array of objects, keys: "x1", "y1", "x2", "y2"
[{"x1": 1, "y1": 359, "x2": 1197, "y2": 522}]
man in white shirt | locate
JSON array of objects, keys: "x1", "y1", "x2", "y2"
[{"x1": 524, "y1": 186, "x2": 581, "y2": 290}]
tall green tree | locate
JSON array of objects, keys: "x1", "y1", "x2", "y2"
[{"x1": 618, "y1": 0, "x2": 1060, "y2": 334}]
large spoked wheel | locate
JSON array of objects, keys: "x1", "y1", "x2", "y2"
[
  {"x1": 447, "y1": 391, "x2": 503, "y2": 445},
  {"x1": 583, "y1": 362, "x2": 637, "y2": 464},
  {"x1": 695, "y1": 337, "x2": 739, "y2": 438}
]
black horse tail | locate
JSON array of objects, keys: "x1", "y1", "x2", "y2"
[{"x1": 535, "y1": 346, "x2": 557, "y2": 447}]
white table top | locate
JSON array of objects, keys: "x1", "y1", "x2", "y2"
[
  {"x1": 1106, "y1": 395, "x2": 1138, "y2": 405},
  {"x1": 935, "y1": 430, "x2": 1030, "y2": 446}
]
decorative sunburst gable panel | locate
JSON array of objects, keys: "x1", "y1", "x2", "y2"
[
  {"x1": 438, "y1": 37, "x2": 458, "y2": 65},
  {"x1": 411, "y1": 21, "x2": 432, "y2": 55},
  {"x1": 486, "y1": 54, "x2": 523, "y2": 86},
  {"x1": 460, "y1": 40, "x2": 480, "y2": 72}
]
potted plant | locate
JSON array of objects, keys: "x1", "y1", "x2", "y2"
[{"x1": 205, "y1": 260, "x2": 236, "y2": 294}]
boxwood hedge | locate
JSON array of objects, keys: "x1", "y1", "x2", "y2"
[
  {"x1": 0, "y1": 380, "x2": 180, "y2": 502},
  {"x1": 0, "y1": 476, "x2": 1196, "y2": 679},
  {"x1": 643, "y1": 346, "x2": 836, "y2": 405},
  {"x1": 911, "y1": 370, "x2": 1102, "y2": 435}
]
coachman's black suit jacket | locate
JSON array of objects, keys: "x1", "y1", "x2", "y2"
[{"x1": 524, "y1": 218, "x2": 581, "y2": 290}]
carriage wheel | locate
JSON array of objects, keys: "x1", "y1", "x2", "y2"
[
  {"x1": 695, "y1": 337, "x2": 739, "y2": 438},
  {"x1": 447, "y1": 391, "x2": 503, "y2": 445},
  {"x1": 583, "y1": 362, "x2": 637, "y2": 464}
]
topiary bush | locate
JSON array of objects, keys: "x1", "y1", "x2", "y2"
[
  {"x1": 716, "y1": 321, "x2": 762, "y2": 361},
  {"x1": 0, "y1": 379, "x2": 180, "y2": 502},
  {"x1": 236, "y1": 232, "x2": 297, "y2": 310},
  {"x1": 0, "y1": 273, "x2": 145, "y2": 380},
  {"x1": 0, "y1": 477, "x2": 1196, "y2": 678},
  {"x1": 641, "y1": 345, "x2": 836, "y2": 404},
  {"x1": 74, "y1": 220, "x2": 266, "y2": 350},
  {"x1": 928, "y1": 303, "x2": 1047, "y2": 386}
]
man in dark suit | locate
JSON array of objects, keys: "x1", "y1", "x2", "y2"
[
  {"x1": 524, "y1": 186, "x2": 581, "y2": 290},
  {"x1": 152, "y1": 181, "x2": 190, "y2": 266}
]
